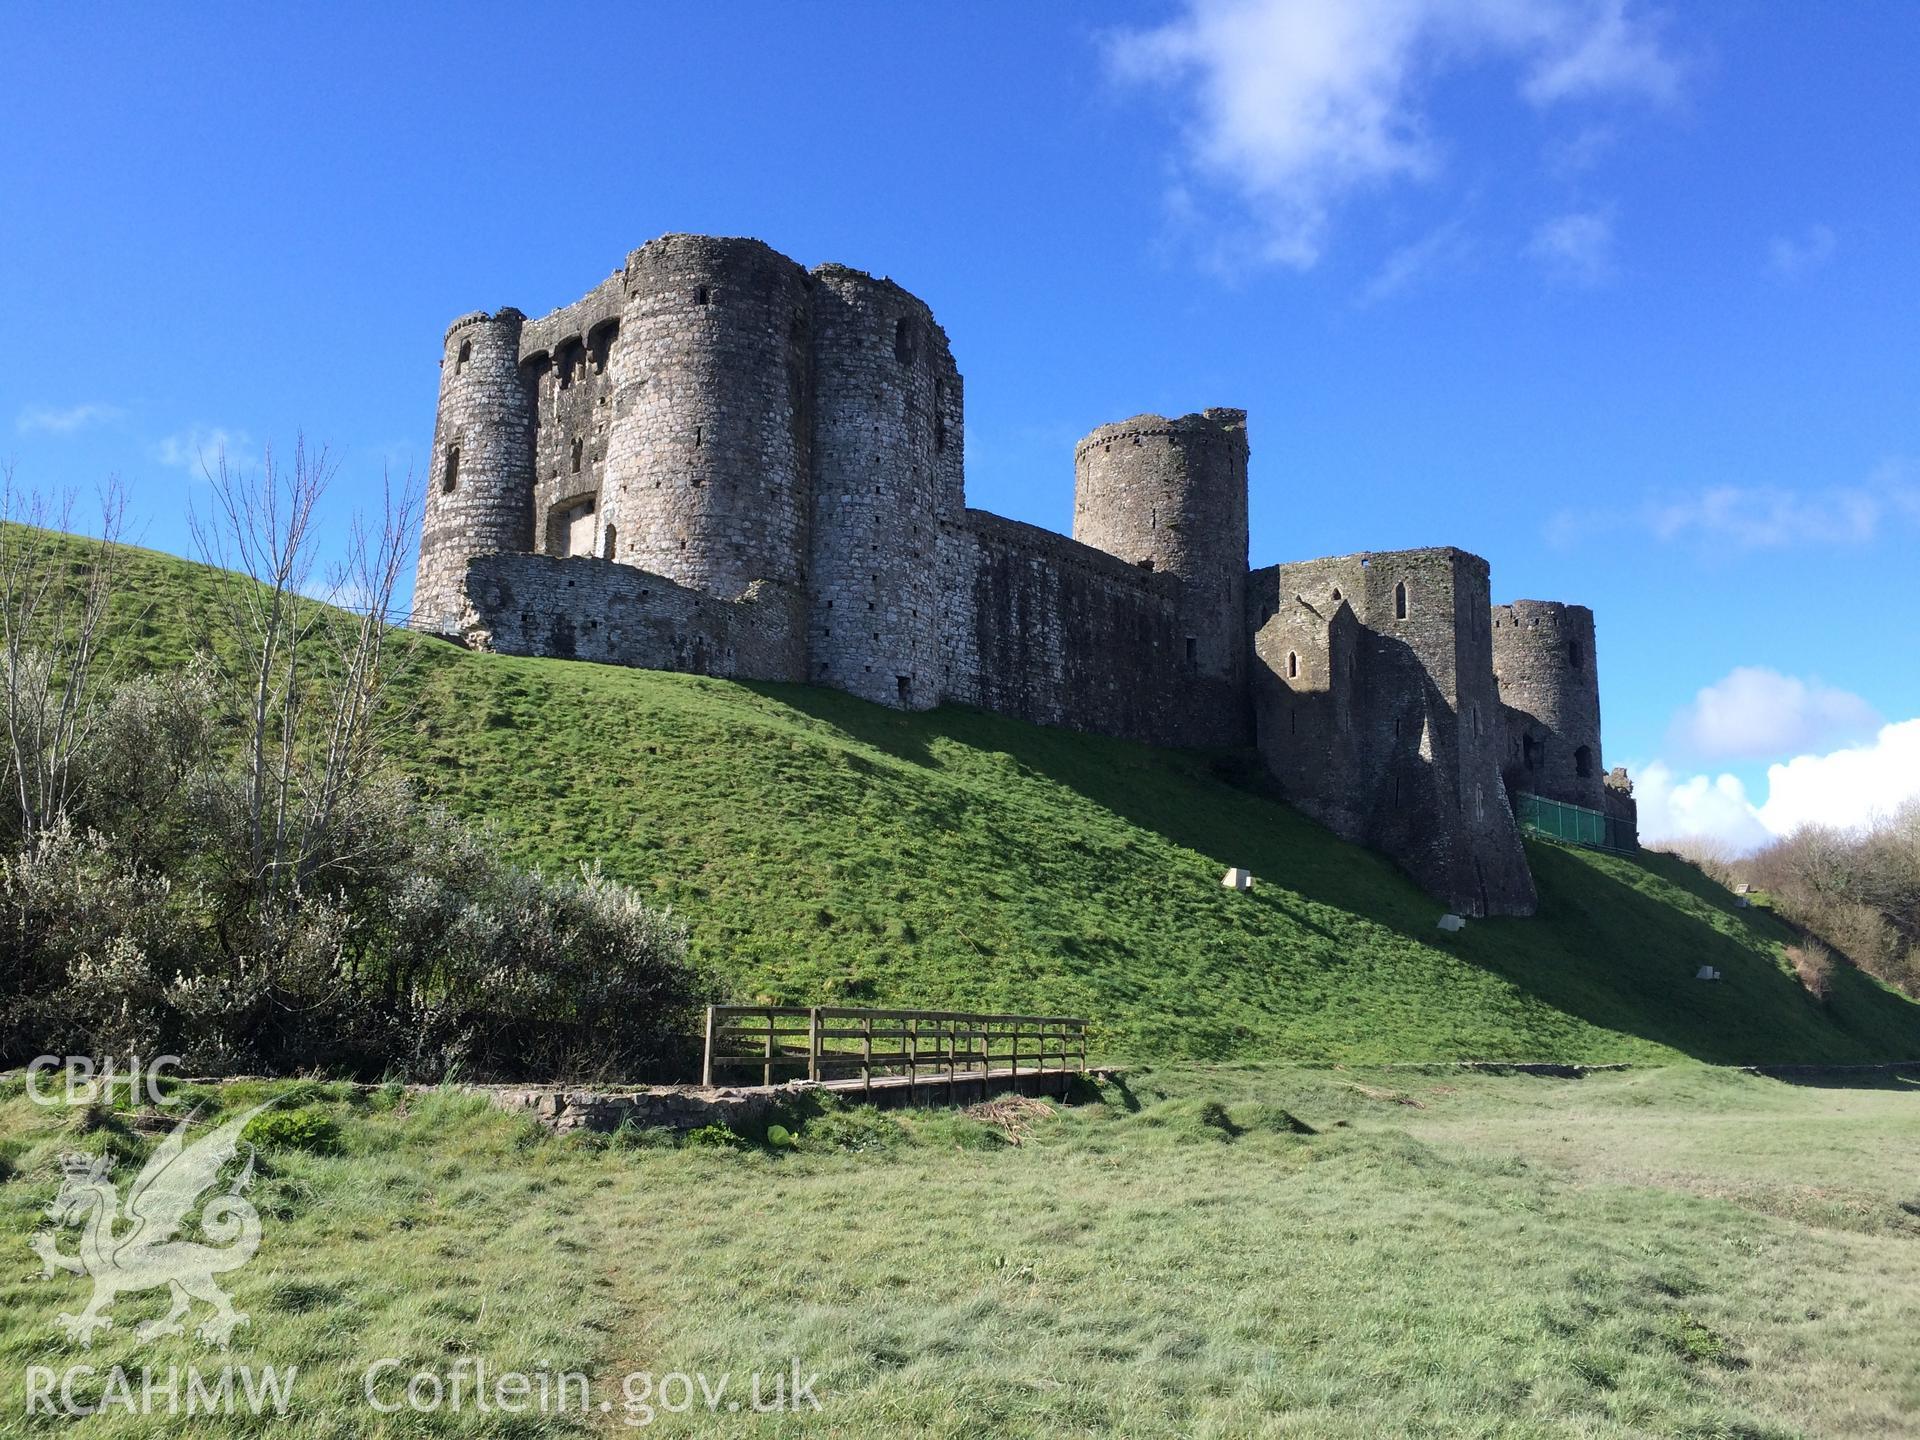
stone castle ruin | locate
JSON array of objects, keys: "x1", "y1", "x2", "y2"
[{"x1": 414, "y1": 234, "x2": 1636, "y2": 917}]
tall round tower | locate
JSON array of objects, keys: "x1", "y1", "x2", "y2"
[
  {"x1": 1492, "y1": 600, "x2": 1604, "y2": 810},
  {"x1": 413, "y1": 309, "x2": 535, "y2": 632},
  {"x1": 600, "y1": 235, "x2": 812, "y2": 599},
  {"x1": 805, "y1": 265, "x2": 958, "y2": 710},
  {"x1": 1072, "y1": 409, "x2": 1250, "y2": 702}
]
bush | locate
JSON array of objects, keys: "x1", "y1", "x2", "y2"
[
  {"x1": 244, "y1": 1107, "x2": 344, "y2": 1156},
  {"x1": 1787, "y1": 941, "x2": 1835, "y2": 1002},
  {"x1": 0, "y1": 667, "x2": 710, "y2": 1081}
]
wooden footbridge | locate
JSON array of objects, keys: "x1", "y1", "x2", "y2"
[{"x1": 701, "y1": 1005, "x2": 1090, "y2": 1103}]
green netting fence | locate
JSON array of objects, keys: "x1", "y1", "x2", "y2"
[{"x1": 1514, "y1": 792, "x2": 1637, "y2": 853}]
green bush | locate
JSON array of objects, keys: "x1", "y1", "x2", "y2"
[
  {"x1": 243, "y1": 1107, "x2": 344, "y2": 1156},
  {"x1": 682, "y1": 1123, "x2": 746, "y2": 1150}
]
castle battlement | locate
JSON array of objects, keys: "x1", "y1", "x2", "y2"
[{"x1": 414, "y1": 234, "x2": 1629, "y2": 916}]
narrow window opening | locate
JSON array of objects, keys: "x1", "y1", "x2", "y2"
[
  {"x1": 694, "y1": 285, "x2": 710, "y2": 306},
  {"x1": 1185, "y1": 636, "x2": 1198, "y2": 665},
  {"x1": 556, "y1": 337, "x2": 584, "y2": 391},
  {"x1": 1575, "y1": 744, "x2": 1594, "y2": 779},
  {"x1": 893, "y1": 316, "x2": 916, "y2": 365},
  {"x1": 442, "y1": 446, "x2": 460, "y2": 494},
  {"x1": 1331, "y1": 587, "x2": 1342, "y2": 603},
  {"x1": 1287, "y1": 651, "x2": 1299, "y2": 678},
  {"x1": 1523, "y1": 734, "x2": 1542, "y2": 771},
  {"x1": 454, "y1": 339, "x2": 471, "y2": 375},
  {"x1": 1290, "y1": 708, "x2": 1297, "y2": 735},
  {"x1": 602, "y1": 524, "x2": 617, "y2": 560},
  {"x1": 570, "y1": 437, "x2": 583, "y2": 474},
  {"x1": 1568, "y1": 640, "x2": 1583, "y2": 670},
  {"x1": 896, "y1": 675, "x2": 912, "y2": 703},
  {"x1": 1395, "y1": 581, "x2": 1409, "y2": 620}
]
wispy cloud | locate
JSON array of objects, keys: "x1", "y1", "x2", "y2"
[
  {"x1": 1525, "y1": 208, "x2": 1615, "y2": 285},
  {"x1": 1765, "y1": 223, "x2": 1837, "y2": 279},
  {"x1": 1105, "y1": 0, "x2": 1682, "y2": 271},
  {"x1": 1358, "y1": 214, "x2": 1475, "y2": 305},
  {"x1": 154, "y1": 425, "x2": 257, "y2": 477},
  {"x1": 15, "y1": 402, "x2": 124, "y2": 436},
  {"x1": 1548, "y1": 461, "x2": 1919, "y2": 552}
]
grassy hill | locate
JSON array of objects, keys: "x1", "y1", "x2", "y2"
[{"x1": 83, "y1": 534, "x2": 1920, "y2": 1065}]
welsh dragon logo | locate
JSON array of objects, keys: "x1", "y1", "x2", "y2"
[{"x1": 31, "y1": 1103, "x2": 273, "y2": 1349}]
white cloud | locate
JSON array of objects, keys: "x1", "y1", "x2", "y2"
[
  {"x1": 1758, "y1": 720, "x2": 1920, "y2": 836},
  {"x1": 1525, "y1": 207, "x2": 1615, "y2": 284},
  {"x1": 1634, "y1": 720, "x2": 1920, "y2": 852},
  {"x1": 1106, "y1": 0, "x2": 1680, "y2": 269},
  {"x1": 1669, "y1": 667, "x2": 1880, "y2": 762},
  {"x1": 154, "y1": 426, "x2": 257, "y2": 477},
  {"x1": 1766, "y1": 223, "x2": 1836, "y2": 279},
  {"x1": 1634, "y1": 762, "x2": 1775, "y2": 853},
  {"x1": 15, "y1": 403, "x2": 123, "y2": 436},
  {"x1": 1358, "y1": 214, "x2": 1475, "y2": 304}
]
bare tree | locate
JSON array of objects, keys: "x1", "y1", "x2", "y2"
[
  {"x1": 0, "y1": 467, "x2": 127, "y2": 842},
  {"x1": 189, "y1": 437, "x2": 422, "y2": 908}
]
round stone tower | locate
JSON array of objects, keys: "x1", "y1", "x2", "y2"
[
  {"x1": 600, "y1": 235, "x2": 812, "y2": 599},
  {"x1": 1072, "y1": 409, "x2": 1250, "y2": 697},
  {"x1": 1492, "y1": 600, "x2": 1604, "y2": 810},
  {"x1": 413, "y1": 309, "x2": 535, "y2": 632},
  {"x1": 805, "y1": 265, "x2": 958, "y2": 710}
]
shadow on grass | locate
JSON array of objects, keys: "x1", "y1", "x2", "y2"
[{"x1": 753, "y1": 683, "x2": 1920, "y2": 1069}]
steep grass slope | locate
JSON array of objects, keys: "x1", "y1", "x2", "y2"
[{"x1": 84, "y1": 534, "x2": 1920, "y2": 1063}]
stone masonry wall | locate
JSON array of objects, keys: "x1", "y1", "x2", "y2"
[
  {"x1": 1072, "y1": 409, "x2": 1250, "y2": 742},
  {"x1": 941, "y1": 511, "x2": 1225, "y2": 747},
  {"x1": 1255, "y1": 549, "x2": 1535, "y2": 916},
  {"x1": 459, "y1": 552, "x2": 805, "y2": 682},
  {"x1": 805, "y1": 265, "x2": 958, "y2": 710},
  {"x1": 1492, "y1": 601, "x2": 1605, "y2": 811},
  {"x1": 601, "y1": 236, "x2": 813, "y2": 598},
  {"x1": 416, "y1": 310, "x2": 536, "y2": 632},
  {"x1": 521, "y1": 272, "x2": 625, "y2": 560}
]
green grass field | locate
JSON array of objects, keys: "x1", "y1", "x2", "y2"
[
  {"x1": 4, "y1": 1065, "x2": 1917, "y2": 1437},
  {"x1": 76, "y1": 533, "x2": 1920, "y2": 1068}
]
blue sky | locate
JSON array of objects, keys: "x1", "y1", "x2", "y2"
[{"x1": 3, "y1": 1, "x2": 1916, "y2": 847}]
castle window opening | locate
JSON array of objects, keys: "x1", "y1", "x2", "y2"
[
  {"x1": 1331, "y1": 588, "x2": 1341, "y2": 602},
  {"x1": 1395, "y1": 581, "x2": 1409, "y2": 620},
  {"x1": 1575, "y1": 745, "x2": 1594, "y2": 779},
  {"x1": 442, "y1": 446, "x2": 460, "y2": 494},
  {"x1": 588, "y1": 320, "x2": 618, "y2": 375},
  {"x1": 1287, "y1": 651, "x2": 1298, "y2": 678},
  {"x1": 1568, "y1": 640, "x2": 1583, "y2": 670},
  {"x1": 1523, "y1": 734, "x2": 1542, "y2": 771},
  {"x1": 557, "y1": 338, "x2": 584, "y2": 391},
  {"x1": 455, "y1": 339, "x2": 471, "y2": 375},
  {"x1": 894, "y1": 317, "x2": 916, "y2": 365},
  {"x1": 694, "y1": 285, "x2": 709, "y2": 305},
  {"x1": 1185, "y1": 636, "x2": 1197, "y2": 665},
  {"x1": 602, "y1": 524, "x2": 617, "y2": 560},
  {"x1": 571, "y1": 437, "x2": 584, "y2": 474},
  {"x1": 896, "y1": 675, "x2": 912, "y2": 703}
]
